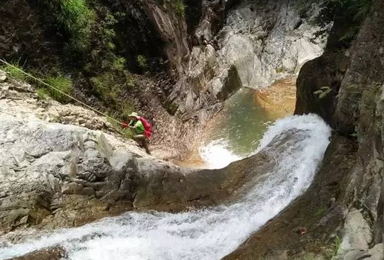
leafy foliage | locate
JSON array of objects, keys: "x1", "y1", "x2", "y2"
[
  {"x1": 314, "y1": 86, "x2": 333, "y2": 99},
  {"x1": 39, "y1": 0, "x2": 95, "y2": 52},
  {"x1": 137, "y1": 55, "x2": 148, "y2": 69},
  {"x1": 113, "y1": 57, "x2": 126, "y2": 71}
]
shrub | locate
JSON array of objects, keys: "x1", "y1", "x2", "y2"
[
  {"x1": 39, "y1": 0, "x2": 95, "y2": 52},
  {"x1": 112, "y1": 57, "x2": 126, "y2": 71},
  {"x1": 91, "y1": 73, "x2": 117, "y2": 98}
]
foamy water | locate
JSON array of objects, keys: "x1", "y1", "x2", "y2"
[
  {"x1": 0, "y1": 115, "x2": 331, "y2": 260},
  {"x1": 199, "y1": 139, "x2": 241, "y2": 168}
]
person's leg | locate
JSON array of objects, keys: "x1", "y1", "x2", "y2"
[{"x1": 134, "y1": 135, "x2": 151, "y2": 154}]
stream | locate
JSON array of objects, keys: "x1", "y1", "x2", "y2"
[{"x1": 0, "y1": 112, "x2": 331, "y2": 260}]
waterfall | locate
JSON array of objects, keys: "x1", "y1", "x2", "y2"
[{"x1": 0, "y1": 114, "x2": 331, "y2": 260}]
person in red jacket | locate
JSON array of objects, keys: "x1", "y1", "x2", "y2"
[{"x1": 122, "y1": 112, "x2": 151, "y2": 154}]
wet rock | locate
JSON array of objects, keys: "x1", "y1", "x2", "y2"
[{"x1": 10, "y1": 246, "x2": 67, "y2": 260}]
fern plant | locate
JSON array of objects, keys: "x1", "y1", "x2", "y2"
[{"x1": 314, "y1": 86, "x2": 333, "y2": 99}]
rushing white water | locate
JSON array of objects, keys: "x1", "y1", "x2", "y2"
[
  {"x1": 0, "y1": 115, "x2": 331, "y2": 260},
  {"x1": 199, "y1": 138, "x2": 242, "y2": 169}
]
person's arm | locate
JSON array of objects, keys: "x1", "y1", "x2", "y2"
[
  {"x1": 122, "y1": 120, "x2": 135, "y2": 129},
  {"x1": 128, "y1": 120, "x2": 135, "y2": 127}
]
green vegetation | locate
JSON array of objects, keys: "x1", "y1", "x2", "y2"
[
  {"x1": 2, "y1": 61, "x2": 74, "y2": 103},
  {"x1": 314, "y1": 207, "x2": 326, "y2": 216},
  {"x1": 39, "y1": 0, "x2": 95, "y2": 52},
  {"x1": 331, "y1": 236, "x2": 342, "y2": 259},
  {"x1": 121, "y1": 102, "x2": 135, "y2": 119},
  {"x1": 137, "y1": 55, "x2": 148, "y2": 69},
  {"x1": 91, "y1": 72, "x2": 120, "y2": 100},
  {"x1": 165, "y1": 0, "x2": 185, "y2": 17},
  {"x1": 36, "y1": 88, "x2": 49, "y2": 100},
  {"x1": 113, "y1": 57, "x2": 126, "y2": 71},
  {"x1": 44, "y1": 75, "x2": 73, "y2": 103},
  {"x1": 1, "y1": 61, "x2": 27, "y2": 82},
  {"x1": 314, "y1": 86, "x2": 332, "y2": 99},
  {"x1": 90, "y1": 60, "x2": 134, "y2": 102},
  {"x1": 7, "y1": 1, "x2": 138, "y2": 126}
]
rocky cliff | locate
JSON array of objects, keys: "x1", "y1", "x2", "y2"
[
  {"x1": 225, "y1": 0, "x2": 384, "y2": 259},
  {"x1": 0, "y1": 0, "x2": 327, "y2": 159}
]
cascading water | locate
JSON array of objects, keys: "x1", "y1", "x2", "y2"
[
  {"x1": 199, "y1": 138, "x2": 241, "y2": 168},
  {"x1": 0, "y1": 115, "x2": 331, "y2": 260}
]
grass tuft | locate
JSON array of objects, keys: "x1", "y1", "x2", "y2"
[
  {"x1": 1, "y1": 61, "x2": 27, "y2": 82},
  {"x1": 44, "y1": 75, "x2": 73, "y2": 103}
]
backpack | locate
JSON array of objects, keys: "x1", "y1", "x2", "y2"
[{"x1": 138, "y1": 117, "x2": 152, "y2": 139}]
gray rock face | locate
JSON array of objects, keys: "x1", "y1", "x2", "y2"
[
  {"x1": 171, "y1": 0, "x2": 327, "y2": 122},
  {"x1": 338, "y1": 209, "x2": 373, "y2": 258},
  {"x1": 216, "y1": 0, "x2": 327, "y2": 89},
  {"x1": 186, "y1": 0, "x2": 326, "y2": 93}
]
